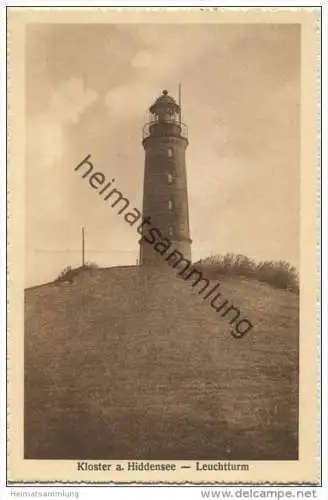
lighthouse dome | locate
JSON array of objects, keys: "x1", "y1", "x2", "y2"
[{"x1": 149, "y1": 89, "x2": 180, "y2": 115}]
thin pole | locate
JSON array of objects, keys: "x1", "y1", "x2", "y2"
[
  {"x1": 82, "y1": 227, "x2": 85, "y2": 267},
  {"x1": 178, "y1": 84, "x2": 182, "y2": 124}
]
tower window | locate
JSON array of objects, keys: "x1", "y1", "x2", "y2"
[
  {"x1": 168, "y1": 199, "x2": 173, "y2": 210},
  {"x1": 167, "y1": 147, "x2": 173, "y2": 158},
  {"x1": 168, "y1": 173, "x2": 173, "y2": 184}
]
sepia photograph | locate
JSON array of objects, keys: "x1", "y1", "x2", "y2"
[{"x1": 6, "y1": 7, "x2": 321, "y2": 484}]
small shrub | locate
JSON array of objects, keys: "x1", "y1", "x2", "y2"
[
  {"x1": 54, "y1": 265, "x2": 74, "y2": 283},
  {"x1": 54, "y1": 262, "x2": 99, "y2": 283},
  {"x1": 256, "y1": 260, "x2": 299, "y2": 294},
  {"x1": 196, "y1": 254, "x2": 299, "y2": 294},
  {"x1": 83, "y1": 261, "x2": 99, "y2": 269}
]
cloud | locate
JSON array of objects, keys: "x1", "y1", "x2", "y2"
[
  {"x1": 28, "y1": 77, "x2": 97, "y2": 168},
  {"x1": 49, "y1": 77, "x2": 97, "y2": 124},
  {"x1": 131, "y1": 50, "x2": 156, "y2": 69},
  {"x1": 26, "y1": 76, "x2": 98, "y2": 234},
  {"x1": 103, "y1": 27, "x2": 218, "y2": 119}
]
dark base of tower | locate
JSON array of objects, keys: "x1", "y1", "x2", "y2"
[{"x1": 24, "y1": 265, "x2": 299, "y2": 460}]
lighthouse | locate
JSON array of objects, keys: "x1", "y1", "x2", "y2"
[{"x1": 139, "y1": 90, "x2": 192, "y2": 266}]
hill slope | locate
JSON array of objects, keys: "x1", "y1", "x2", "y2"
[{"x1": 25, "y1": 265, "x2": 299, "y2": 460}]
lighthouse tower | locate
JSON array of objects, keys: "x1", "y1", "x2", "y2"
[{"x1": 139, "y1": 89, "x2": 192, "y2": 266}]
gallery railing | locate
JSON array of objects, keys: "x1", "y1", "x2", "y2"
[{"x1": 142, "y1": 120, "x2": 188, "y2": 142}]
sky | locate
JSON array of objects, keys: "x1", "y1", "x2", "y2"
[{"x1": 25, "y1": 22, "x2": 300, "y2": 287}]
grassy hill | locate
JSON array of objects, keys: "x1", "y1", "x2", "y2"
[{"x1": 25, "y1": 265, "x2": 299, "y2": 460}]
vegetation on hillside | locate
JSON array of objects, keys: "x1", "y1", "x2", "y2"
[
  {"x1": 195, "y1": 253, "x2": 299, "y2": 294},
  {"x1": 54, "y1": 254, "x2": 299, "y2": 294},
  {"x1": 54, "y1": 262, "x2": 99, "y2": 283}
]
